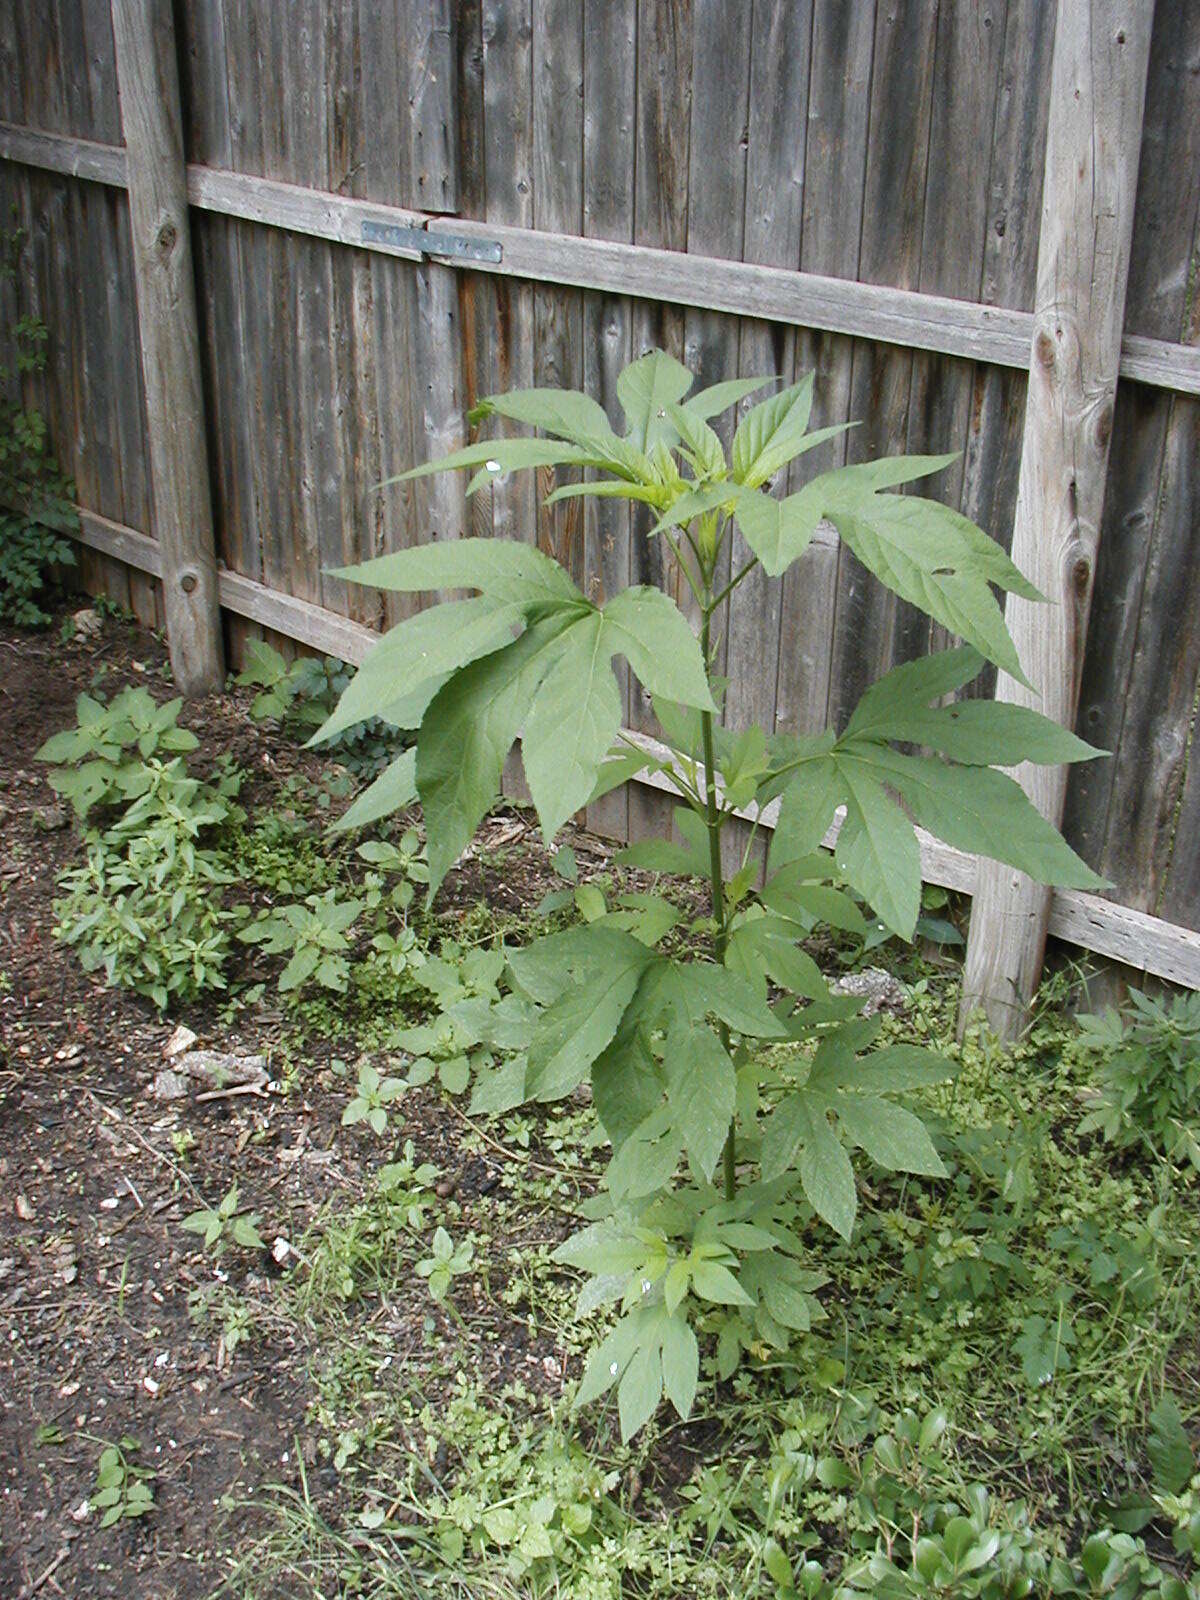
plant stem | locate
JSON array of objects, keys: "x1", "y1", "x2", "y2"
[
  {"x1": 699, "y1": 604, "x2": 737, "y2": 1201},
  {"x1": 710, "y1": 553, "x2": 760, "y2": 614}
]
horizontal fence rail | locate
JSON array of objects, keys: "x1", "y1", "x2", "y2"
[
  {"x1": 68, "y1": 504, "x2": 1200, "y2": 995},
  {"x1": 2, "y1": 121, "x2": 1198, "y2": 397}
]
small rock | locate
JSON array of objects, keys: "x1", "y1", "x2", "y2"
[
  {"x1": 174, "y1": 1050, "x2": 268, "y2": 1091},
  {"x1": 143, "y1": 1375, "x2": 159, "y2": 1395},
  {"x1": 150, "y1": 1068, "x2": 190, "y2": 1102},
  {"x1": 50, "y1": 1241, "x2": 78, "y2": 1285},
  {"x1": 831, "y1": 966, "x2": 908, "y2": 1017},
  {"x1": 15, "y1": 1194, "x2": 34, "y2": 1221},
  {"x1": 72, "y1": 1498, "x2": 92, "y2": 1523},
  {"x1": 163, "y1": 1024, "x2": 199, "y2": 1059},
  {"x1": 271, "y1": 1236, "x2": 290, "y2": 1265},
  {"x1": 71, "y1": 607, "x2": 102, "y2": 638},
  {"x1": 33, "y1": 804, "x2": 69, "y2": 832}
]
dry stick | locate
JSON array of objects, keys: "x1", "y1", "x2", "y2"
[
  {"x1": 18, "y1": 1545, "x2": 71, "y2": 1600},
  {"x1": 193, "y1": 1082, "x2": 268, "y2": 1103},
  {"x1": 441, "y1": 1099, "x2": 588, "y2": 1184},
  {"x1": 86, "y1": 1089, "x2": 209, "y2": 1209}
]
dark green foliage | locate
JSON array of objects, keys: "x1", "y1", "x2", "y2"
[
  {"x1": 0, "y1": 228, "x2": 77, "y2": 625},
  {"x1": 41, "y1": 689, "x2": 242, "y2": 1009},
  {"x1": 237, "y1": 638, "x2": 403, "y2": 776},
  {"x1": 1076, "y1": 991, "x2": 1200, "y2": 1165}
]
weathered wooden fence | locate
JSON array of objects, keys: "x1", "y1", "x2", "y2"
[{"x1": 1, "y1": 0, "x2": 1198, "y2": 1026}]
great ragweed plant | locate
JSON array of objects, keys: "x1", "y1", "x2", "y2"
[{"x1": 314, "y1": 351, "x2": 1106, "y2": 1438}]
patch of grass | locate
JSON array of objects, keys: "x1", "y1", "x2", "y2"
[{"x1": 213, "y1": 963, "x2": 1199, "y2": 1600}]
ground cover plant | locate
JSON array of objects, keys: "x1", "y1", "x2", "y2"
[
  {"x1": 3, "y1": 525, "x2": 1197, "y2": 1597},
  {"x1": 0, "y1": 227, "x2": 77, "y2": 625},
  {"x1": 313, "y1": 350, "x2": 1109, "y2": 1440}
]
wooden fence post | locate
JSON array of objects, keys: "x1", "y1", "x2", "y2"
[
  {"x1": 959, "y1": 0, "x2": 1153, "y2": 1039},
  {"x1": 110, "y1": 0, "x2": 223, "y2": 694}
]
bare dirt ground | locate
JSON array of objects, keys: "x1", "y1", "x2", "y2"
[{"x1": 0, "y1": 613, "x2": 594, "y2": 1598}]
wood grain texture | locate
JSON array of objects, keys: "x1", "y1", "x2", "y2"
[
  {"x1": 6, "y1": 122, "x2": 1200, "y2": 394},
  {"x1": 957, "y1": 0, "x2": 1055, "y2": 703},
  {"x1": 681, "y1": 0, "x2": 751, "y2": 640},
  {"x1": 901, "y1": 1, "x2": 1007, "y2": 667},
  {"x1": 961, "y1": 2, "x2": 1155, "y2": 1036},
  {"x1": 829, "y1": 1, "x2": 940, "y2": 728},
  {"x1": 178, "y1": 0, "x2": 261, "y2": 665},
  {"x1": 776, "y1": 1, "x2": 874, "y2": 740},
  {"x1": 531, "y1": 0, "x2": 585, "y2": 583},
  {"x1": 479, "y1": 0, "x2": 536, "y2": 556},
  {"x1": 110, "y1": 0, "x2": 223, "y2": 690},
  {"x1": 580, "y1": 0, "x2": 636, "y2": 839},
  {"x1": 403, "y1": 0, "x2": 467, "y2": 588},
  {"x1": 722, "y1": 0, "x2": 812, "y2": 752},
  {"x1": 1064, "y1": 3, "x2": 1200, "y2": 930},
  {"x1": 627, "y1": 0, "x2": 692, "y2": 847}
]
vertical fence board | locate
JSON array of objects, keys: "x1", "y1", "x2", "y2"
[
  {"x1": 829, "y1": 1, "x2": 940, "y2": 728},
  {"x1": 775, "y1": 2, "x2": 875, "y2": 739},
  {"x1": 179, "y1": 0, "x2": 262, "y2": 660},
  {"x1": 531, "y1": 0, "x2": 585, "y2": 584},
  {"x1": 361, "y1": 0, "x2": 421, "y2": 630},
  {"x1": 480, "y1": 0, "x2": 535, "y2": 800},
  {"x1": 681, "y1": 0, "x2": 751, "y2": 647},
  {"x1": 111, "y1": 0, "x2": 224, "y2": 689},
  {"x1": 627, "y1": 0, "x2": 692, "y2": 846},
  {"x1": 403, "y1": 0, "x2": 466, "y2": 573},
  {"x1": 961, "y1": 4, "x2": 1154, "y2": 1034},
  {"x1": 724, "y1": 0, "x2": 812, "y2": 751},
  {"x1": 580, "y1": 0, "x2": 637, "y2": 838},
  {"x1": 901, "y1": 1, "x2": 1007, "y2": 666},
  {"x1": 479, "y1": 0, "x2": 536, "y2": 552},
  {"x1": 957, "y1": 0, "x2": 1054, "y2": 703},
  {"x1": 1064, "y1": 4, "x2": 1200, "y2": 926}
]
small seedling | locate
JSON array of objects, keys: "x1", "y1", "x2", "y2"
[
  {"x1": 416, "y1": 1227, "x2": 475, "y2": 1303},
  {"x1": 368, "y1": 925, "x2": 425, "y2": 977},
  {"x1": 181, "y1": 1184, "x2": 265, "y2": 1255},
  {"x1": 89, "y1": 1437, "x2": 155, "y2": 1527},
  {"x1": 342, "y1": 1060, "x2": 405, "y2": 1135}
]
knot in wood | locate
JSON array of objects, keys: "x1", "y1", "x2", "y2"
[
  {"x1": 156, "y1": 219, "x2": 178, "y2": 255},
  {"x1": 1034, "y1": 330, "x2": 1056, "y2": 368},
  {"x1": 1061, "y1": 526, "x2": 1097, "y2": 609}
]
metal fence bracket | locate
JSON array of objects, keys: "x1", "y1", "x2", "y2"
[{"x1": 361, "y1": 218, "x2": 502, "y2": 264}]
